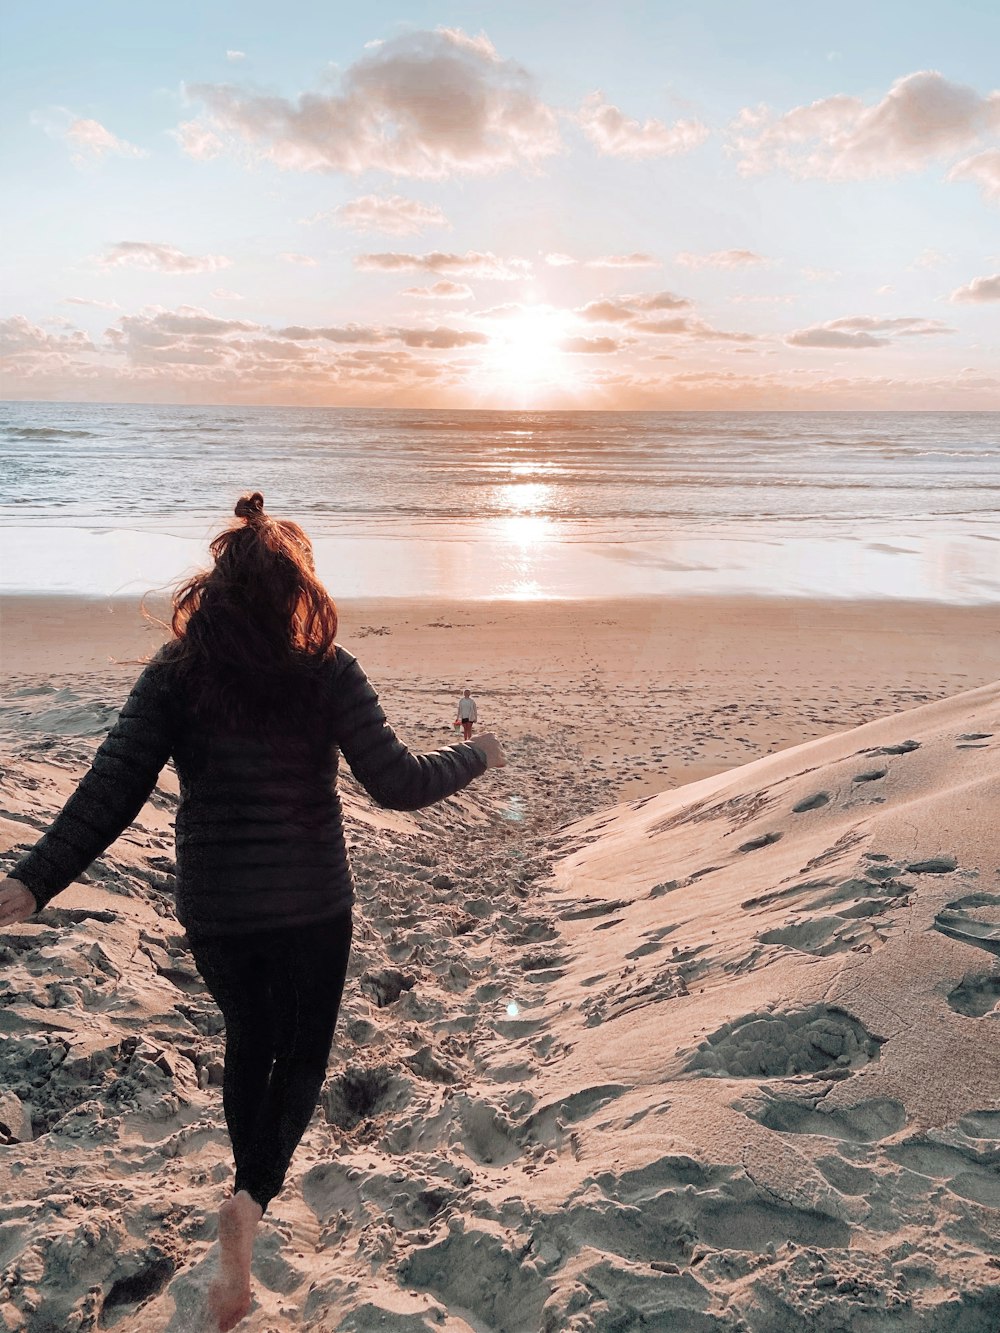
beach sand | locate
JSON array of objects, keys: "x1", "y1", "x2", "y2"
[{"x1": 1, "y1": 593, "x2": 999, "y2": 1330}]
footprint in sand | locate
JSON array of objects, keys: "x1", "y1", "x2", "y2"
[
  {"x1": 685, "y1": 1005, "x2": 884, "y2": 1078},
  {"x1": 852, "y1": 768, "x2": 887, "y2": 783},
  {"x1": 956, "y1": 731, "x2": 992, "y2": 749},
  {"x1": 746, "y1": 1094, "x2": 906, "y2": 1142},
  {"x1": 792, "y1": 791, "x2": 830, "y2": 813},
  {"x1": 737, "y1": 831, "x2": 783, "y2": 853},
  {"x1": 869, "y1": 739, "x2": 920, "y2": 756},
  {"x1": 946, "y1": 971, "x2": 1000, "y2": 1017},
  {"x1": 933, "y1": 894, "x2": 1000, "y2": 958}
]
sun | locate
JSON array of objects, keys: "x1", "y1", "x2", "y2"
[{"x1": 476, "y1": 305, "x2": 580, "y2": 406}]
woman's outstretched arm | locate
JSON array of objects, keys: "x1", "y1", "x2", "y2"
[
  {"x1": 7, "y1": 661, "x2": 177, "y2": 914},
  {"x1": 329, "y1": 650, "x2": 498, "y2": 811}
]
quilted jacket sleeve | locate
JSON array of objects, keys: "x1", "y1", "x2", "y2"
[
  {"x1": 10, "y1": 662, "x2": 176, "y2": 911},
  {"x1": 329, "y1": 650, "x2": 487, "y2": 811}
]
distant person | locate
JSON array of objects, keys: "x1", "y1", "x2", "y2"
[
  {"x1": 0, "y1": 491, "x2": 506, "y2": 1333},
  {"x1": 456, "y1": 688, "x2": 478, "y2": 741}
]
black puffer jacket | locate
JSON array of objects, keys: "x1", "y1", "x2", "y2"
[{"x1": 11, "y1": 648, "x2": 487, "y2": 939}]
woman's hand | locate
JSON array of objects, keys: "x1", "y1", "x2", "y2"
[
  {"x1": 470, "y1": 732, "x2": 506, "y2": 769},
  {"x1": 0, "y1": 877, "x2": 36, "y2": 928}
]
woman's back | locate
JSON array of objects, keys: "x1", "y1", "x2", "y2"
[{"x1": 12, "y1": 643, "x2": 487, "y2": 941}]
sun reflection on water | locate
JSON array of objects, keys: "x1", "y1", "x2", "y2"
[
  {"x1": 495, "y1": 480, "x2": 555, "y2": 515},
  {"x1": 500, "y1": 514, "x2": 554, "y2": 546}
]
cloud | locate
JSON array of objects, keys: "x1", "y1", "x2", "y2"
[
  {"x1": 908, "y1": 248, "x2": 949, "y2": 269},
  {"x1": 64, "y1": 117, "x2": 146, "y2": 164},
  {"x1": 182, "y1": 27, "x2": 561, "y2": 178},
  {"x1": 730, "y1": 70, "x2": 1000, "y2": 179},
  {"x1": 951, "y1": 273, "x2": 1000, "y2": 302},
  {"x1": 587, "y1": 253, "x2": 660, "y2": 269},
  {"x1": 578, "y1": 291, "x2": 692, "y2": 322},
  {"x1": 801, "y1": 267, "x2": 841, "y2": 282},
  {"x1": 544, "y1": 252, "x2": 576, "y2": 266},
  {"x1": 275, "y1": 322, "x2": 486, "y2": 348},
  {"x1": 226, "y1": 50, "x2": 246, "y2": 61},
  {"x1": 573, "y1": 291, "x2": 747, "y2": 341},
  {"x1": 828, "y1": 315, "x2": 954, "y2": 335},
  {"x1": 729, "y1": 292, "x2": 798, "y2": 305},
  {"x1": 787, "y1": 314, "x2": 955, "y2": 347},
  {"x1": 96, "y1": 241, "x2": 232, "y2": 273},
  {"x1": 472, "y1": 303, "x2": 523, "y2": 319},
  {"x1": 172, "y1": 120, "x2": 224, "y2": 161},
  {"x1": 787, "y1": 327, "x2": 890, "y2": 348},
  {"x1": 576, "y1": 92, "x2": 709, "y2": 158},
  {"x1": 0, "y1": 315, "x2": 94, "y2": 359},
  {"x1": 403, "y1": 280, "x2": 473, "y2": 299},
  {"x1": 211, "y1": 287, "x2": 244, "y2": 300},
  {"x1": 578, "y1": 300, "x2": 637, "y2": 323},
  {"x1": 323, "y1": 193, "x2": 451, "y2": 236},
  {"x1": 632, "y1": 316, "x2": 755, "y2": 341},
  {"x1": 560, "y1": 335, "x2": 623, "y2": 353},
  {"x1": 948, "y1": 148, "x2": 1000, "y2": 202},
  {"x1": 392, "y1": 327, "x2": 488, "y2": 348},
  {"x1": 275, "y1": 324, "x2": 385, "y2": 344},
  {"x1": 278, "y1": 252, "x2": 318, "y2": 266},
  {"x1": 139, "y1": 312, "x2": 260, "y2": 336},
  {"x1": 356, "y1": 250, "x2": 530, "y2": 279},
  {"x1": 676, "y1": 249, "x2": 768, "y2": 268},
  {"x1": 62, "y1": 296, "x2": 121, "y2": 310}
]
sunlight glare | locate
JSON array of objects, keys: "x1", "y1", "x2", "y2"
[{"x1": 477, "y1": 306, "x2": 579, "y2": 406}]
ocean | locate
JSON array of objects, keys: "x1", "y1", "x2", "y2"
[{"x1": 1, "y1": 402, "x2": 998, "y2": 602}]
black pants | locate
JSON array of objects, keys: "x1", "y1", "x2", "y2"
[{"x1": 189, "y1": 912, "x2": 353, "y2": 1212}]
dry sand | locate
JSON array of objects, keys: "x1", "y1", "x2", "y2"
[{"x1": 1, "y1": 593, "x2": 999, "y2": 1331}]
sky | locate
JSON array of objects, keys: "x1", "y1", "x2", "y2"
[{"x1": 2, "y1": 0, "x2": 999, "y2": 410}]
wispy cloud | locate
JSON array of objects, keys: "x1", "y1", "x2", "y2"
[
  {"x1": 560, "y1": 335, "x2": 625, "y2": 353},
  {"x1": 908, "y1": 248, "x2": 950, "y2": 269},
  {"x1": 356, "y1": 250, "x2": 531, "y2": 279},
  {"x1": 278, "y1": 252, "x2": 318, "y2": 266},
  {"x1": 586, "y1": 253, "x2": 660, "y2": 269},
  {"x1": 393, "y1": 327, "x2": 488, "y2": 348},
  {"x1": 275, "y1": 322, "x2": 486, "y2": 348},
  {"x1": 403, "y1": 280, "x2": 473, "y2": 299},
  {"x1": 787, "y1": 314, "x2": 955, "y2": 347},
  {"x1": 96, "y1": 241, "x2": 232, "y2": 273},
  {"x1": 632, "y1": 316, "x2": 755, "y2": 341},
  {"x1": 576, "y1": 92, "x2": 709, "y2": 158},
  {"x1": 951, "y1": 272, "x2": 1000, "y2": 302},
  {"x1": 676, "y1": 249, "x2": 769, "y2": 269},
  {"x1": 181, "y1": 27, "x2": 561, "y2": 178},
  {"x1": 171, "y1": 120, "x2": 224, "y2": 161},
  {"x1": 730, "y1": 71, "x2": 1000, "y2": 179},
  {"x1": 64, "y1": 117, "x2": 146, "y2": 165},
  {"x1": 34, "y1": 109, "x2": 146, "y2": 166},
  {"x1": 321, "y1": 193, "x2": 451, "y2": 236},
  {"x1": 578, "y1": 292, "x2": 692, "y2": 321},
  {"x1": 62, "y1": 296, "x2": 121, "y2": 310},
  {"x1": 948, "y1": 147, "x2": 1000, "y2": 202},
  {"x1": 225, "y1": 50, "x2": 246, "y2": 62}
]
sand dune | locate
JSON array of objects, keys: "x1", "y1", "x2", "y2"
[{"x1": 1, "y1": 605, "x2": 999, "y2": 1330}]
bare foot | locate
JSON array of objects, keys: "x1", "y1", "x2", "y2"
[{"x1": 207, "y1": 1190, "x2": 263, "y2": 1332}]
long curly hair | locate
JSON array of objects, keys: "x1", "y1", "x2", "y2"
[{"x1": 163, "y1": 492, "x2": 338, "y2": 731}]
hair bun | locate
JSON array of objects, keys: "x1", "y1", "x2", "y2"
[{"x1": 235, "y1": 491, "x2": 266, "y2": 521}]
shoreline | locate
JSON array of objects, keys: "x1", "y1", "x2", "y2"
[{"x1": 3, "y1": 520, "x2": 997, "y2": 604}]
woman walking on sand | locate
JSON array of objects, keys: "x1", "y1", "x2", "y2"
[
  {"x1": 456, "y1": 688, "x2": 477, "y2": 741},
  {"x1": 0, "y1": 492, "x2": 506, "y2": 1332}
]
